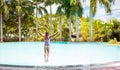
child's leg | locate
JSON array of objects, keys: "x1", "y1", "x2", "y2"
[
  {"x1": 47, "y1": 46, "x2": 50, "y2": 57},
  {"x1": 44, "y1": 46, "x2": 47, "y2": 61},
  {"x1": 44, "y1": 46, "x2": 46, "y2": 56},
  {"x1": 45, "y1": 46, "x2": 49, "y2": 62}
]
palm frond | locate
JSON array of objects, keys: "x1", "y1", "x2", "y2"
[
  {"x1": 39, "y1": 6, "x2": 48, "y2": 15},
  {"x1": 99, "y1": 0, "x2": 115, "y2": 13},
  {"x1": 38, "y1": 8, "x2": 43, "y2": 15},
  {"x1": 90, "y1": 0, "x2": 97, "y2": 16},
  {"x1": 56, "y1": 6, "x2": 62, "y2": 15},
  {"x1": 44, "y1": 0, "x2": 56, "y2": 6},
  {"x1": 16, "y1": 6, "x2": 22, "y2": 16},
  {"x1": 0, "y1": 0, "x2": 4, "y2": 7},
  {"x1": 4, "y1": 3, "x2": 9, "y2": 19}
]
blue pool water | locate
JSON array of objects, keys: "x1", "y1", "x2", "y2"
[{"x1": 0, "y1": 42, "x2": 120, "y2": 66}]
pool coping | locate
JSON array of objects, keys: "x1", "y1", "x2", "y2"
[{"x1": 0, "y1": 61, "x2": 120, "y2": 70}]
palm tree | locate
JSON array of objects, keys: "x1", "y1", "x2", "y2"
[
  {"x1": 90, "y1": 0, "x2": 115, "y2": 41},
  {"x1": 62, "y1": 0, "x2": 71, "y2": 41},
  {"x1": 70, "y1": 0, "x2": 83, "y2": 41},
  {"x1": 10, "y1": 0, "x2": 34, "y2": 41},
  {"x1": 44, "y1": 0, "x2": 55, "y2": 35},
  {"x1": 33, "y1": 0, "x2": 48, "y2": 41},
  {"x1": 0, "y1": 0, "x2": 9, "y2": 42},
  {"x1": 59, "y1": 0, "x2": 83, "y2": 41},
  {"x1": 0, "y1": 0, "x2": 4, "y2": 42},
  {"x1": 56, "y1": 0, "x2": 73, "y2": 41},
  {"x1": 56, "y1": 5, "x2": 63, "y2": 41},
  {"x1": 56, "y1": 0, "x2": 66, "y2": 41},
  {"x1": 13, "y1": 0, "x2": 22, "y2": 41}
]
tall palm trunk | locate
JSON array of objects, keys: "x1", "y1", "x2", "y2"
[
  {"x1": 59, "y1": 13, "x2": 62, "y2": 41},
  {"x1": 0, "y1": 14, "x2": 3, "y2": 42},
  {"x1": 50, "y1": 5, "x2": 52, "y2": 35},
  {"x1": 90, "y1": 8, "x2": 93, "y2": 42},
  {"x1": 36, "y1": 4, "x2": 38, "y2": 41},
  {"x1": 18, "y1": 16, "x2": 21, "y2": 41},
  {"x1": 75, "y1": 11, "x2": 79, "y2": 41},
  {"x1": 68, "y1": 13, "x2": 72, "y2": 41}
]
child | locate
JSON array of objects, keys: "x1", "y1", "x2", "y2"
[
  {"x1": 44, "y1": 32, "x2": 50, "y2": 62},
  {"x1": 40, "y1": 32, "x2": 57, "y2": 62}
]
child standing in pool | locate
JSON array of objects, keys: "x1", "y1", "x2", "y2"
[
  {"x1": 40, "y1": 32, "x2": 57, "y2": 62},
  {"x1": 44, "y1": 32, "x2": 50, "y2": 62}
]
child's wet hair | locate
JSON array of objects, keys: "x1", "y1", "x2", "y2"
[{"x1": 45, "y1": 32, "x2": 49, "y2": 36}]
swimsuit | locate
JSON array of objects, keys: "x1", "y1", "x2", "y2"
[{"x1": 44, "y1": 37, "x2": 50, "y2": 46}]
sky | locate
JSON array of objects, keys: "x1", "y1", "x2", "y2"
[
  {"x1": 45, "y1": 0, "x2": 120, "y2": 21},
  {"x1": 82, "y1": 0, "x2": 120, "y2": 21}
]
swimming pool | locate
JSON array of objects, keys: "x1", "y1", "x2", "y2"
[{"x1": 0, "y1": 42, "x2": 120, "y2": 66}]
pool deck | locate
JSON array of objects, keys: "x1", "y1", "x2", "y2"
[{"x1": 0, "y1": 61, "x2": 120, "y2": 70}]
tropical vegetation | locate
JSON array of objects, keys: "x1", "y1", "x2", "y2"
[{"x1": 1, "y1": 0, "x2": 119, "y2": 42}]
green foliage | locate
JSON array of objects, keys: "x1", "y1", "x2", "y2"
[
  {"x1": 90, "y1": 0, "x2": 115, "y2": 16},
  {"x1": 3, "y1": 8, "x2": 120, "y2": 42},
  {"x1": 79, "y1": 18, "x2": 120, "y2": 42},
  {"x1": 79, "y1": 18, "x2": 90, "y2": 41},
  {"x1": 92, "y1": 20, "x2": 104, "y2": 41},
  {"x1": 1, "y1": 0, "x2": 119, "y2": 42},
  {"x1": 90, "y1": 0, "x2": 97, "y2": 16},
  {"x1": 63, "y1": 28, "x2": 69, "y2": 41},
  {"x1": 38, "y1": 14, "x2": 69, "y2": 41},
  {"x1": 99, "y1": 0, "x2": 115, "y2": 13},
  {"x1": 107, "y1": 19, "x2": 120, "y2": 41}
]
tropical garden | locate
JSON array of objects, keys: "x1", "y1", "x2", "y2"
[{"x1": 0, "y1": 0, "x2": 120, "y2": 43}]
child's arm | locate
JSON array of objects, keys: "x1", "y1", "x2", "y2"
[{"x1": 49, "y1": 32, "x2": 58, "y2": 38}]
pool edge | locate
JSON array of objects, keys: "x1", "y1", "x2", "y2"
[{"x1": 0, "y1": 61, "x2": 120, "y2": 70}]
